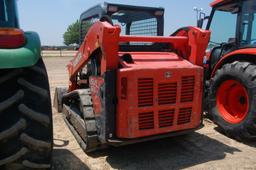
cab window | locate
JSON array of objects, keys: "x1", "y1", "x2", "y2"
[
  {"x1": 240, "y1": 0, "x2": 256, "y2": 46},
  {"x1": 208, "y1": 10, "x2": 237, "y2": 49}
]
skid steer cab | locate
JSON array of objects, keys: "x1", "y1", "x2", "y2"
[{"x1": 54, "y1": 2, "x2": 210, "y2": 152}]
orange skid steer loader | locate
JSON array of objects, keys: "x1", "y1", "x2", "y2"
[{"x1": 54, "y1": 2, "x2": 210, "y2": 152}]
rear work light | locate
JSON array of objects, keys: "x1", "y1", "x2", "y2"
[
  {"x1": 108, "y1": 5, "x2": 118, "y2": 12},
  {"x1": 0, "y1": 28, "x2": 26, "y2": 49},
  {"x1": 155, "y1": 10, "x2": 164, "y2": 16}
]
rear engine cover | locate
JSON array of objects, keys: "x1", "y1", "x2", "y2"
[{"x1": 116, "y1": 52, "x2": 203, "y2": 138}]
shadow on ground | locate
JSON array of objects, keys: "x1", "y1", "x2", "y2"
[
  {"x1": 214, "y1": 126, "x2": 256, "y2": 148},
  {"x1": 52, "y1": 149, "x2": 89, "y2": 170},
  {"x1": 244, "y1": 141, "x2": 256, "y2": 148},
  {"x1": 89, "y1": 132, "x2": 241, "y2": 170}
]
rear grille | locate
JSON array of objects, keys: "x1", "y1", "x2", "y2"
[
  {"x1": 180, "y1": 76, "x2": 195, "y2": 103},
  {"x1": 138, "y1": 78, "x2": 154, "y2": 107},
  {"x1": 158, "y1": 83, "x2": 177, "y2": 105},
  {"x1": 139, "y1": 112, "x2": 154, "y2": 130},
  {"x1": 178, "y1": 107, "x2": 192, "y2": 125},
  {"x1": 158, "y1": 109, "x2": 175, "y2": 128},
  {"x1": 137, "y1": 75, "x2": 196, "y2": 131}
]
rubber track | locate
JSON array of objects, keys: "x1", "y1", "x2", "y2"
[
  {"x1": 17, "y1": 78, "x2": 48, "y2": 99},
  {"x1": 79, "y1": 91, "x2": 100, "y2": 151},
  {"x1": 64, "y1": 89, "x2": 100, "y2": 152},
  {"x1": 20, "y1": 133, "x2": 51, "y2": 152},
  {"x1": 0, "y1": 148, "x2": 28, "y2": 166},
  {"x1": 0, "y1": 119, "x2": 26, "y2": 141},
  {"x1": 0, "y1": 90, "x2": 24, "y2": 112},
  {"x1": 18, "y1": 104, "x2": 50, "y2": 127}
]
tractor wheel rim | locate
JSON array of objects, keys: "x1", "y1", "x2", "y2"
[{"x1": 216, "y1": 79, "x2": 249, "y2": 124}]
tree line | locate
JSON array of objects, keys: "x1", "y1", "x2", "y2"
[{"x1": 63, "y1": 20, "x2": 92, "y2": 46}]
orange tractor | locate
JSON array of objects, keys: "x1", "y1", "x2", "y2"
[
  {"x1": 54, "y1": 0, "x2": 256, "y2": 152},
  {"x1": 201, "y1": 0, "x2": 256, "y2": 140}
]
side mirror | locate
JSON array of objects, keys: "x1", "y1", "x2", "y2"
[
  {"x1": 197, "y1": 12, "x2": 209, "y2": 29},
  {"x1": 197, "y1": 18, "x2": 204, "y2": 28}
]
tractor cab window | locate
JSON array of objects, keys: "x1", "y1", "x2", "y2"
[
  {"x1": 111, "y1": 10, "x2": 158, "y2": 36},
  {"x1": 0, "y1": 0, "x2": 18, "y2": 28},
  {"x1": 208, "y1": 9, "x2": 237, "y2": 50},
  {"x1": 240, "y1": 0, "x2": 256, "y2": 46}
]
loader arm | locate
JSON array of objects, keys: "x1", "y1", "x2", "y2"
[
  {"x1": 67, "y1": 21, "x2": 121, "y2": 86},
  {"x1": 67, "y1": 21, "x2": 210, "y2": 92}
]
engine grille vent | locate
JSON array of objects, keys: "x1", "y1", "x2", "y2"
[
  {"x1": 158, "y1": 83, "x2": 177, "y2": 105},
  {"x1": 158, "y1": 109, "x2": 175, "y2": 128},
  {"x1": 139, "y1": 112, "x2": 154, "y2": 130},
  {"x1": 180, "y1": 76, "x2": 195, "y2": 103},
  {"x1": 138, "y1": 78, "x2": 154, "y2": 107},
  {"x1": 178, "y1": 107, "x2": 192, "y2": 125}
]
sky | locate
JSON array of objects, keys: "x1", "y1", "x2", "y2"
[{"x1": 18, "y1": 0, "x2": 213, "y2": 46}]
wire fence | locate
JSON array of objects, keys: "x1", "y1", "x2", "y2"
[{"x1": 41, "y1": 50, "x2": 77, "y2": 57}]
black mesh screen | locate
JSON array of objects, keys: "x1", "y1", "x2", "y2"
[{"x1": 130, "y1": 18, "x2": 158, "y2": 36}]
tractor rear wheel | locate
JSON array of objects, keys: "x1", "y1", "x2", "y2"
[
  {"x1": 209, "y1": 61, "x2": 256, "y2": 140},
  {"x1": 0, "y1": 59, "x2": 53, "y2": 169}
]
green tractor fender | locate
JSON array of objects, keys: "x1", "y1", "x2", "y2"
[{"x1": 0, "y1": 31, "x2": 41, "y2": 69}]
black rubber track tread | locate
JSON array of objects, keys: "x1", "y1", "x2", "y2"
[
  {"x1": 54, "y1": 87, "x2": 68, "y2": 113},
  {"x1": 209, "y1": 61, "x2": 256, "y2": 141},
  {"x1": 80, "y1": 91, "x2": 100, "y2": 151},
  {"x1": 79, "y1": 90, "x2": 95, "y2": 119},
  {"x1": 0, "y1": 90, "x2": 24, "y2": 112},
  {"x1": 68, "y1": 108, "x2": 87, "y2": 140},
  {"x1": 64, "y1": 89, "x2": 100, "y2": 152},
  {"x1": 82, "y1": 107, "x2": 95, "y2": 119},
  {"x1": 0, "y1": 58, "x2": 53, "y2": 169}
]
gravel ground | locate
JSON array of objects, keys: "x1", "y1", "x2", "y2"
[{"x1": 43, "y1": 56, "x2": 256, "y2": 170}]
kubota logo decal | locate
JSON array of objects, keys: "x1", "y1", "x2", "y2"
[{"x1": 165, "y1": 71, "x2": 172, "y2": 78}]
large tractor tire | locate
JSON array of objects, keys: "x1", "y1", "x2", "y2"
[
  {"x1": 209, "y1": 61, "x2": 256, "y2": 141},
  {"x1": 0, "y1": 58, "x2": 53, "y2": 170}
]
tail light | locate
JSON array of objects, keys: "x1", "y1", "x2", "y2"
[
  {"x1": 121, "y1": 77, "x2": 127, "y2": 99},
  {"x1": 0, "y1": 28, "x2": 26, "y2": 49}
]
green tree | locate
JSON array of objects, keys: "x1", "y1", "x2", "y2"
[
  {"x1": 63, "y1": 20, "x2": 93, "y2": 46},
  {"x1": 63, "y1": 20, "x2": 80, "y2": 46}
]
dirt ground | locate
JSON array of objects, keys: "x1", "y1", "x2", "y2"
[{"x1": 44, "y1": 56, "x2": 256, "y2": 170}]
